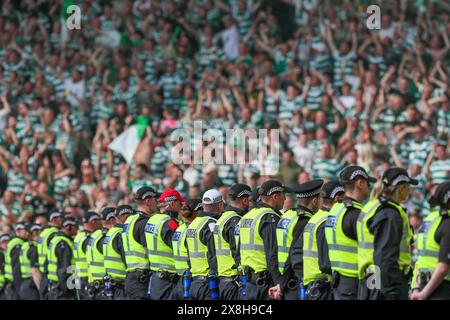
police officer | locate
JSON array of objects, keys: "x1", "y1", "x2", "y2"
[
  {"x1": 411, "y1": 181, "x2": 450, "y2": 300},
  {"x1": 104, "y1": 205, "x2": 134, "y2": 300},
  {"x1": 172, "y1": 199, "x2": 202, "y2": 300},
  {"x1": 186, "y1": 189, "x2": 222, "y2": 300},
  {"x1": 215, "y1": 184, "x2": 252, "y2": 300},
  {"x1": 239, "y1": 180, "x2": 292, "y2": 300},
  {"x1": 73, "y1": 210, "x2": 102, "y2": 300},
  {"x1": 270, "y1": 179, "x2": 323, "y2": 300},
  {"x1": 0, "y1": 233, "x2": 10, "y2": 300},
  {"x1": 249, "y1": 186, "x2": 261, "y2": 210},
  {"x1": 146, "y1": 189, "x2": 182, "y2": 300},
  {"x1": 122, "y1": 186, "x2": 160, "y2": 300},
  {"x1": 19, "y1": 223, "x2": 42, "y2": 300},
  {"x1": 303, "y1": 181, "x2": 345, "y2": 300},
  {"x1": 37, "y1": 209, "x2": 64, "y2": 300},
  {"x1": 86, "y1": 207, "x2": 116, "y2": 299},
  {"x1": 357, "y1": 167, "x2": 416, "y2": 300},
  {"x1": 325, "y1": 165, "x2": 376, "y2": 300},
  {"x1": 4, "y1": 222, "x2": 29, "y2": 300},
  {"x1": 47, "y1": 217, "x2": 79, "y2": 300}
]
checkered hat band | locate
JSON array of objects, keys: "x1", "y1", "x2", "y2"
[
  {"x1": 88, "y1": 215, "x2": 100, "y2": 222},
  {"x1": 194, "y1": 203, "x2": 203, "y2": 211},
  {"x1": 106, "y1": 213, "x2": 116, "y2": 220},
  {"x1": 163, "y1": 195, "x2": 177, "y2": 202},
  {"x1": 237, "y1": 190, "x2": 252, "y2": 197},
  {"x1": 330, "y1": 187, "x2": 345, "y2": 199},
  {"x1": 267, "y1": 186, "x2": 284, "y2": 196},
  {"x1": 118, "y1": 208, "x2": 133, "y2": 216},
  {"x1": 142, "y1": 191, "x2": 156, "y2": 199},
  {"x1": 350, "y1": 170, "x2": 368, "y2": 180},
  {"x1": 390, "y1": 175, "x2": 410, "y2": 186},
  {"x1": 298, "y1": 189, "x2": 321, "y2": 198}
]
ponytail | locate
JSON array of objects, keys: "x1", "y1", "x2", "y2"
[{"x1": 370, "y1": 179, "x2": 384, "y2": 200}]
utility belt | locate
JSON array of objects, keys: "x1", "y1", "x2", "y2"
[
  {"x1": 244, "y1": 267, "x2": 271, "y2": 287},
  {"x1": 153, "y1": 271, "x2": 179, "y2": 284},
  {"x1": 22, "y1": 277, "x2": 38, "y2": 289},
  {"x1": 219, "y1": 275, "x2": 240, "y2": 287},
  {"x1": 129, "y1": 269, "x2": 152, "y2": 284},
  {"x1": 109, "y1": 278, "x2": 125, "y2": 287},
  {"x1": 286, "y1": 277, "x2": 299, "y2": 290},
  {"x1": 86, "y1": 280, "x2": 103, "y2": 297},
  {"x1": 307, "y1": 276, "x2": 331, "y2": 299}
]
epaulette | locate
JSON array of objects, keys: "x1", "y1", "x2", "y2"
[
  {"x1": 295, "y1": 208, "x2": 313, "y2": 218},
  {"x1": 343, "y1": 198, "x2": 354, "y2": 208}
]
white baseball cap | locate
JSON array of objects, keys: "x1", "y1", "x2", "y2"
[{"x1": 202, "y1": 189, "x2": 223, "y2": 205}]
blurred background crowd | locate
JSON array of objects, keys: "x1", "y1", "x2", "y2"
[{"x1": 0, "y1": 0, "x2": 449, "y2": 234}]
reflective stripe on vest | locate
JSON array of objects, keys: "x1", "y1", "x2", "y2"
[
  {"x1": 277, "y1": 209, "x2": 312, "y2": 274},
  {"x1": 411, "y1": 210, "x2": 450, "y2": 288},
  {"x1": 239, "y1": 207, "x2": 280, "y2": 273},
  {"x1": 37, "y1": 226, "x2": 58, "y2": 273},
  {"x1": 20, "y1": 241, "x2": 37, "y2": 279},
  {"x1": 172, "y1": 223, "x2": 190, "y2": 275},
  {"x1": 145, "y1": 214, "x2": 176, "y2": 273},
  {"x1": 73, "y1": 230, "x2": 89, "y2": 278},
  {"x1": 122, "y1": 213, "x2": 150, "y2": 271},
  {"x1": 47, "y1": 236, "x2": 75, "y2": 282},
  {"x1": 5, "y1": 237, "x2": 25, "y2": 281},
  {"x1": 186, "y1": 216, "x2": 214, "y2": 277},
  {"x1": 86, "y1": 229, "x2": 106, "y2": 282},
  {"x1": 303, "y1": 209, "x2": 330, "y2": 285},
  {"x1": 104, "y1": 226, "x2": 127, "y2": 280},
  {"x1": 325, "y1": 201, "x2": 360, "y2": 278},
  {"x1": 214, "y1": 210, "x2": 240, "y2": 277}
]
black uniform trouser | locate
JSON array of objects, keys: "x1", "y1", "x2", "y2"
[
  {"x1": 331, "y1": 273, "x2": 359, "y2": 300},
  {"x1": 4, "y1": 281, "x2": 21, "y2": 300},
  {"x1": 39, "y1": 274, "x2": 49, "y2": 300},
  {"x1": 124, "y1": 270, "x2": 151, "y2": 300},
  {"x1": 111, "y1": 283, "x2": 127, "y2": 300},
  {"x1": 48, "y1": 282, "x2": 76, "y2": 300},
  {"x1": 19, "y1": 278, "x2": 40, "y2": 300},
  {"x1": 358, "y1": 274, "x2": 409, "y2": 300},
  {"x1": 219, "y1": 277, "x2": 240, "y2": 300},
  {"x1": 148, "y1": 272, "x2": 178, "y2": 300},
  {"x1": 244, "y1": 281, "x2": 271, "y2": 300},
  {"x1": 77, "y1": 278, "x2": 89, "y2": 300},
  {"x1": 190, "y1": 277, "x2": 210, "y2": 300},
  {"x1": 172, "y1": 277, "x2": 185, "y2": 300},
  {"x1": 0, "y1": 288, "x2": 5, "y2": 300},
  {"x1": 428, "y1": 281, "x2": 450, "y2": 300}
]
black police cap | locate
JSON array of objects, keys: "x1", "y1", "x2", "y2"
[
  {"x1": 340, "y1": 165, "x2": 377, "y2": 183},
  {"x1": 429, "y1": 181, "x2": 450, "y2": 207},
  {"x1": 0, "y1": 233, "x2": 10, "y2": 243},
  {"x1": 382, "y1": 167, "x2": 418, "y2": 187},
  {"x1": 251, "y1": 187, "x2": 261, "y2": 203},
  {"x1": 115, "y1": 205, "x2": 134, "y2": 217},
  {"x1": 82, "y1": 210, "x2": 101, "y2": 223},
  {"x1": 100, "y1": 207, "x2": 116, "y2": 221},
  {"x1": 228, "y1": 184, "x2": 252, "y2": 199},
  {"x1": 185, "y1": 199, "x2": 203, "y2": 212},
  {"x1": 321, "y1": 180, "x2": 345, "y2": 200},
  {"x1": 61, "y1": 217, "x2": 78, "y2": 228},
  {"x1": 28, "y1": 223, "x2": 43, "y2": 233},
  {"x1": 258, "y1": 180, "x2": 293, "y2": 197},
  {"x1": 15, "y1": 222, "x2": 29, "y2": 232},
  {"x1": 134, "y1": 186, "x2": 161, "y2": 201},
  {"x1": 294, "y1": 179, "x2": 324, "y2": 198},
  {"x1": 48, "y1": 209, "x2": 64, "y2": 221}
]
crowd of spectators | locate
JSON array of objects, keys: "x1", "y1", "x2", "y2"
[{"x1": 0, "y1": 0, "x2": 449, "y2": 233}]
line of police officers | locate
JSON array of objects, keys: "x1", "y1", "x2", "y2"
[{"x1": 0, "y1": 166, "x2": 449, "y2": 300}]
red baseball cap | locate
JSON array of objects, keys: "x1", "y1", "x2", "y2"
[{"x1": 159, "y1": 189, "x2": 186, "y2": 205}]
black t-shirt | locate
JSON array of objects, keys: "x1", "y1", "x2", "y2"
[{"x1": 435, "y1": 215, "x2": 450, "y2": 264}]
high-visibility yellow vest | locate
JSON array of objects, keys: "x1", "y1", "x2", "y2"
[
  {"x1": 0, "y1": 252, "x2": 5, "y2": 289},
  {"x1": 277, "y1": 208, "x2": 313, "y2": 275},
  {"x1": 86, "y1": 229, "x2": 106, "y2": 282},
  {"x1": 20, "y1": 241, "x2": 37, "y2": 279},
  {"x1": 325, "y1": 200, "x2": 361, "y2": 278},
  {"x1": 103, "y1": 226, "x2": 127, "y2": 280},
  {"x1": 145, "y1": 213, "x2": 176, "y2": 273},
  {"x1": 122, "y1": 213, "x2": 150, "y2": 271},
  {"x1": 73, "y1": 230, "x2": 89, "y2": 278},
  {"x1": 214, "y1": 210, "x2": 241, "y2": 277},
  {"x1": 411, "y1": 210, "x2": 450, "y2": 288},
  {"x1": 37, "y1": 226, "x2": 58, "y2": 273},
  {"x1": 47, "y1": 235, "x2": 74, "y2": 282},
  {"x1": 239, "y1": 207, "x2": 281, "y2": 273},
  {"x1": 5, "y1": 237, "x2": 25, "y2": 281},
  {"x1": 186, "y1": 216, "x2": 215, "y2": 277},
  {"x1": 303, "y1": 208, "x2": 331, "y2": 285},
  {"x1": 172, "y1": 223, "x2": 190, "y2": 275},
  {"x1": 357, "y1": 198, "x2": 413, "y2": 280}
]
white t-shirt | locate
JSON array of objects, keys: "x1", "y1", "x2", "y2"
[
  {"x1": 64, "y1": 78, "x2": 86, "y2": 107},
  {"x1": 221, "y1": 25, "x2": 240, "y2": 60},
  {"x1": 0, "y1": 108, "x2": 9, "y2": 132}
]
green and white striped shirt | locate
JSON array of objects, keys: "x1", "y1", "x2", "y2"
[{"x1": 429, "y1": 159, "x2": 450, "y2": 184}]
